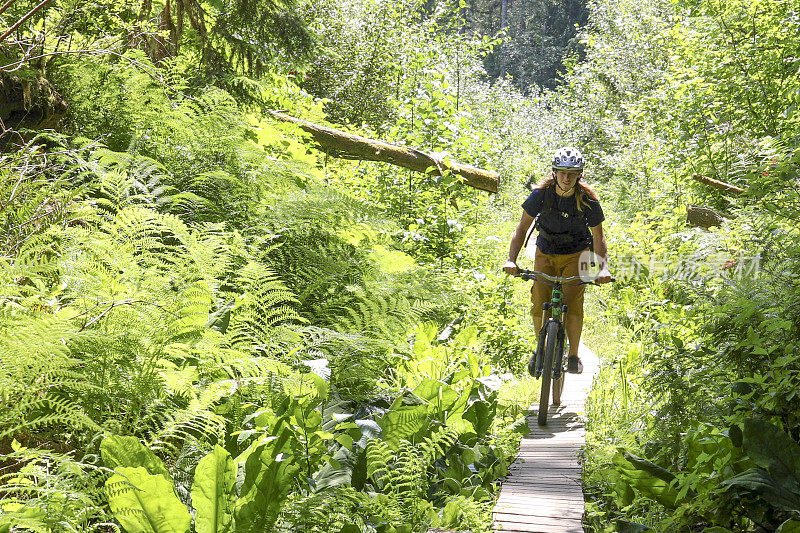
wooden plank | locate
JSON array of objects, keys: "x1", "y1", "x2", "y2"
[
  {"x1": 500, "y1": 485, "x2": 582, "y2": 492},
  {"x1": 506, "y1": 468, "x2": 582, "y2": 476},
  {"x1": 494, "y1": 509, "x2": 581, "y2": 520},
  {"x1": 507, "y1": 466, "x2": 582, "y2": 473},
  {"x1": 495, "y1": 491, "x2": 583, "y2": 498},
  {"x1": 494, "y1": 516, "x2": 583, "y2": 533},
  {"x1": 493, "y1": 498, "x2": 584, "y2": 511},
  {"x1": 499, "y1": 486, "x2": 583, "y2": 496},
  {"x1": 493, "y1": 342, "x2": 600, "y2": 532},
  {"x1": 494, "y1": 500, "x2": 583, "y2": 511},
  {"x1": 493, "y1": 500, "x2": 584, "y2": 517}
]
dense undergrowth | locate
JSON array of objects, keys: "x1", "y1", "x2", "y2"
[
  {"x1": 569, "y1": 0, "x2": 800, "y2": 531},
  {"x1": 1, "y1": 0, "x2": 547, "y2": 529}
]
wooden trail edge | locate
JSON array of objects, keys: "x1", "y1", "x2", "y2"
[{"x1": 268, "y1": 111, "x2": 499, "y2": 193}]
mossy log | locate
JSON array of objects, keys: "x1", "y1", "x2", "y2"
[
  {"x1": 268, "y1": 111, "x2": 499, "y2": 193},
  {"x1": 0, "y1": 73, "x2": 67, "y2": 131},
  {"x1": 687, "y1": 204, "x2": 735, "y2": 228}
]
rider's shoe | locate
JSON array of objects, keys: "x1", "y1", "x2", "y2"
[{"x1": 566, "y1": 355, "x2": 583, "y2": 374}]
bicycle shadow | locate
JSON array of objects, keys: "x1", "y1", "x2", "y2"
[
  {"x1": 525, "y1": 404, "x2": 586, "y2": 439},
  {"x1": 524, "y1": 342, "x2": 598, "y2": 441}
]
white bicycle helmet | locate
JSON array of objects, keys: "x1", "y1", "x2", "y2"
[{"x1": 552, "y1": 147, "x2": 586, "y2": 170}]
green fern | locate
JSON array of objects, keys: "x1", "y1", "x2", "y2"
[
  {"x1": 0, "y1": 315, "x2": 100, "y2": 442},
  {"x1": 0, "y1": 137, "x2": 82, "y2": 257},
  {"x1": 226, "y1": 260, "x2": 303, "y2": 355},
  {"x1": 0, "y1": 445, "x2": 112, "y2": 530}
]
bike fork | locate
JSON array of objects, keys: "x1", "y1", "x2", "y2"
[
  {"x1": 553, "y1": 304, "x2": 567, "y2": 379},
  {"x1": 553, "y1": 325, "x2": 565, "y2": 380},
  {"x1": 529, "y1": 303, "x2": 551, "y2": 378},
  {"x1": 533, "y1": 321, "x2": 548, "y2": 378}
]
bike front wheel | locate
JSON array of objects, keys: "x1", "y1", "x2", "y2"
[{"x1": 537, "y1": 320, "x2": 560, "y2": 426}]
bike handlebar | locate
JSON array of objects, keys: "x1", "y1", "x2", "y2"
[{"x1": 516, "y1": 268, "x2": 615, "y2": 286}]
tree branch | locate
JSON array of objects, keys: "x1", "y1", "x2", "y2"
[{"x1": 0, "y1": 0, "x2": 54, "y2": 44}]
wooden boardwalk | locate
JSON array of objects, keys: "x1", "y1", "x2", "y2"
[{"x1": 492, "y1": 343, "x2": 599, "y2": 532}]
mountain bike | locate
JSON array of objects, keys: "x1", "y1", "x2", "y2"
[{"x1": 517, "y1": 268, "x2": 612, "y2": 426}]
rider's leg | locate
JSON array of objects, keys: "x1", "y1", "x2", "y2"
[
  {"x1": 530, "y1": 247, "x2": 555, "y2": 334},
  {"x1": 564, "y1": 311, "x2": 583, "y2": 356},
  {"x1": 552, "y1": 375, "x2": 564, "y2": 405},
  {"x1": 562, "y1": 248, "x2": 589, "y2": 373}
]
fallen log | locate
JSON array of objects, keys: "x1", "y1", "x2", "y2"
[
  {"x1": 268, "y1": 111, "x2": 499, "y2": 193},
  {"x1": 687, "y1": 204, "x2": 735, "y2": 228},
  {"x1": 692, "y1": 174, "x2": 744, "y2": 195},
  {"x1": 0, "y1": 72, "x2": 67, "y2": 132}
]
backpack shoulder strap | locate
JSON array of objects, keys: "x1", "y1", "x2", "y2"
[
  {"x1": 524, "y1": 185, "x2": 556, "y2": 248},
  {"x1": 533, "y1": 185, "x2": 556, "y2": 230}
]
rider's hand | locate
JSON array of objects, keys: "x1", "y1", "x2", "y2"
[
  {"x1": 596, "y1": 268, "x2": 612, "y2": 284},
  {"x1": 503, "y1": 261, "x2": 519, "y2": 276}
]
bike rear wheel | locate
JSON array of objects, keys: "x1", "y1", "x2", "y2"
[{"x1": 537, "y1": 320, "x2": 560, "y2": 426}]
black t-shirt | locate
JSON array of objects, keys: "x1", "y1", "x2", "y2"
[{"x1": 522, "y1": 186, "x2": 605, "y2": 255}]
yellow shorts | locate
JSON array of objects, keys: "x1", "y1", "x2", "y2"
[{"x1": 530, "y1": 247, "x2": 589, "y2": 321}]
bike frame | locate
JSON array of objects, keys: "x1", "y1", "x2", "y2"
[
  {"x1": 518, "y1": 269, "x2": 599, "y2": 425},
  {"x1": 521, "y1": 270, "x2": 579, "y2": 382}
]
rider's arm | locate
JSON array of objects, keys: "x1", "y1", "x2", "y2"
[
  {"x1": 591, "y1": 223, "x2": 612, "y2": 283},
  {"x1": 504, "y1": 211, "x2": 535, "y2": 275}
]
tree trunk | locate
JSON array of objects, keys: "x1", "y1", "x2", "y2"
[
  {"x1": 691, "y1": 173, "x2": 744, "y2": 194},
  {"x1": 0, "y1": 73, "x2": 66, "y2": 132},
  {"x1": 499, "y1": 0, "x2": 509, "y2": 76},
  {"x1": 269, "y1": 111, "x2": 499, "y2": 193}
]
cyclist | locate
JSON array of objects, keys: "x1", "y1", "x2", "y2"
[{"x1": 503, "y1": 147, "x2": 612, "y2": 381}]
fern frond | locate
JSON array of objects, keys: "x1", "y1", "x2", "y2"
[
  {"x1": 147, "y1": 405, "x2": 227, "y2": 457},
  {"x1": 0, "y1": 447, "x2": 111, "y2": 528},
  {"x1": 226, "y1": 261, "x2": 302, "y2": 355}
]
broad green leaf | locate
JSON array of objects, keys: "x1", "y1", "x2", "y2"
[
  {"x1": 284, "y1": 372, "x2": 328, "y2": 405},
  {"x1": 101, "y1": 435, "x2": 170, "y2": 478},
  {"x1": 192, "y1": 445, "x2": 236, "y2": 533},
  {"x1": 507, "y1": 415, "x2": 531, "y2": 437},
  {"x1": 464, "y1": 400, "x2": 495, "y2": 438},
  {"x1": 616, "y1": 520, "x2": 652, "y2": 533},
  {"x1": 720, "y1": 467, "x2": 800, "y2": 511},
  {"x1": 599, "y1": 467, "x2": 634, "y2": 506},
  {"x1": 413, "y1": 378, "x2": 468, "y2": 422},
  {"x1": 205, "y1": 302, "x2": 233, "y2": 333},
  {"x1": 743, "y1": 419, "x2": 800, "y2": 479},
  {"x1": 378, "y1": 391, "x2": 431, "y2": 449},
  {"x1": 445, "y1": 417, "x2": 475, "y2": 437},
  {"x1": 335, "y1": 433, "x2": 354, "y2": 449},
  {"x1": 613, "y1": 450, "x2": 685, "y2": 509},
  {"x1": 412, "y1": 323, "x2": 439, "y2": 355},
  {"x1": 105, "y1": 466, "x2": 190, "y2": 533},
  {"x1": 234, "y1": 419, "x2": 302, "y2": 532},
  {"x1": 776, "y1": 519, "x2": 800, "y2": 533},
  {"x1": 452, "y1": 325, "x2": 478, "y2": 348},
  {"x1": 313, "y1": 445, "x2": 355, "y2": 491}
]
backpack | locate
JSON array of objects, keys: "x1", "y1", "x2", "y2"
[{"x1": 525, "y1": 185, "x2": 595, "y2": 263}]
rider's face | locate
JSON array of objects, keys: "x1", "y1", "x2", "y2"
[{"x1": 554, "y1": 169, "x2": 582, "y2": 191}]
